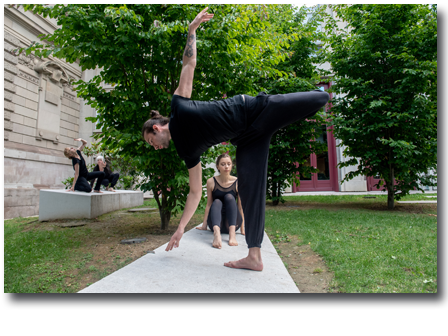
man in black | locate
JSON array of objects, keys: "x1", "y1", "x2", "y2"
[{"x1": 142, "y1": 8, "x2": 329, "y2": 271}]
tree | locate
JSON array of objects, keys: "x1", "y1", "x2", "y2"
[
  {"x1": 326, "y1": 4, "x2": 437, "y2": 209},
  {"x1": 18, "y1": 4, "x2": 296, "y2": 228},
  {"x1": 262, "y1": 5, "x2": 330, "y2": 205}
]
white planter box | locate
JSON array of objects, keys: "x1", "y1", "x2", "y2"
[{"x1": 39, "y1": 189, "x2": 144, "y2": 221}]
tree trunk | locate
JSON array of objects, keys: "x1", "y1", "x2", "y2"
[
  {"x1": 160, "y1": 209, "x2": 171, "y2": 230},
  {"x1": 272, "y1": 181, "x2": 279, "y2": 206},
  {"x1": 387, "y1": 167, "x2": 395, "y2": 210},
  {"x1": 160, "y1": 191, "x2": 171, "y2": 230}
]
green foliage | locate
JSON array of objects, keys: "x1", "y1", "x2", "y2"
[
  {"x1": 325, "y1": 4, "x2": 437, "y2": 208},
  {"x1": 259, "y1": 5, "x2": 330, "y2": 205},
  {"x1": 61, "y1": 176, "x2": 74, "y2": 189},
  {"x1": 19, "y1": 4, "x2": 296, "y2": 229}
]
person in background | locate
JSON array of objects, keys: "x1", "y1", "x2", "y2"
[
  {"x1": 196, "y1": 153, "x2": 245, "y2": 249},
  {"x1": 64, "y1": 138, "x2": 105, "y2": 193},
  {"x1": 89, "y1": 155, "x2": 120, "y2": 192}
]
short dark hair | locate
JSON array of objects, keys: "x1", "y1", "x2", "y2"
[{"x1": 141, "y1": 110, "x2": 170, "y2": 138}]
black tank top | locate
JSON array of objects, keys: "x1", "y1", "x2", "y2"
[{"x1": 212, "y1": 177, "x2": 238, "y2": 202}]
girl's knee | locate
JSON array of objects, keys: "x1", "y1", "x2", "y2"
[
  {"x1": 224, "y1": 194, "x2": 235, "y2": 203},
  {"x1": 212, "y1": 199, "x2": 223, "y2": 207}
]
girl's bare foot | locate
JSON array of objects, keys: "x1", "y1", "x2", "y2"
[
  {"x1": 94, "y1": 190, "x2": 103, "y2": 193},
  {"x1": 228, "y1": 226, "x2": 238, "y2": 246},
  {"x1": 108, "y1": 187, "x2": 115, "y2": 192},
  {"x1": 212, "y1": 227, "x2": 222, "y2": 249}
]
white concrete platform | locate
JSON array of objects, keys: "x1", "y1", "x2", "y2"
[
  {"x1": 39, "y1": 189, "x2": 144, "y2": 221},
  {"x1": 79, "y1": 225, "x2": 299, "y2": 293}
]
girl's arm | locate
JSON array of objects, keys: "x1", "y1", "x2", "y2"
[
  {"x1": 69, "y1": 163, "x2": 79, "y2": 192},
  {"x1": 237, "y1": 182, "x2": 245, "y2": 235},
  {"x1": 75, "y1": 138, "x2": 87, "y2": 151}
]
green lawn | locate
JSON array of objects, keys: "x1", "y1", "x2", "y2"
[
  {"x1": 282, "y1": 192, "x2": 437, "y2": 204},
  {"x1": 4, "y1": 194, "x2": 437, "y2": 293},
  {"x1": 265, "y1": 195, "x2": 437, "y2": 293}
]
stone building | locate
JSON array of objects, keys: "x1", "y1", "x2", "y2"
[{"x1": 4, "y1": 5, "x2": 99, "y2": 219}]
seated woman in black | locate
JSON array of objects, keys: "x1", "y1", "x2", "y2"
[
  {"x1": 63, "y1": 138, "x2": 105, "y2": 193},
  {"x1": 89, "y1": 156, "x2": 120, "y2": 192},
  {"x1": 196, "y1": 153, "x2": 245, "y2": 249}
]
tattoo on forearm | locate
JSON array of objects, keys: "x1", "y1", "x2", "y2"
[{"x1": 184, "y1": 33, "x2": 196, "y2": 58}]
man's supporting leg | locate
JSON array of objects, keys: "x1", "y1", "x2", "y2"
[{"x1": 224, "y1": 133, "x2": 271, "y2": 271}]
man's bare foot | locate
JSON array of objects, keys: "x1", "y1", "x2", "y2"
[
  {"x1": 224, "y1": 248, "x2": 263, "y2": 271},
  {"x1": 93, "y1": 190, "x2": 103, "y2": 193},
  {"x1": 108, "y1": 187, "x2": 115, "y2": 192},
  {"x1": 212, "y1": 227, "x2": 222, "y2": 249},
  {"x1": 224, "y1": 256, "x2": 263, "y2": 271}
]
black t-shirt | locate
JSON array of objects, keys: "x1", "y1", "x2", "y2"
[
  {"x1": 169, "y1": 94, "x2": 246, "y2": 169},
  {"x1": 72, "y1": 150, "x2": 89, "y2": 177}
]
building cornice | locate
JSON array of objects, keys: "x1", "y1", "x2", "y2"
[{"x1": 4, "y1": 5, "x2": 82, "y2": 78}]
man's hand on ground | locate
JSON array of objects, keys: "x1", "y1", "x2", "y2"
[{"x1": 165, "y1": 228, "x2": 185, "y2": 251}]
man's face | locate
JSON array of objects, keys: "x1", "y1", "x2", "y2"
[{"x1": 144, "y1": 126, "x2": 170, "y2": 150}]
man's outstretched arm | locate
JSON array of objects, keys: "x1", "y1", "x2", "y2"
[
  {"x1": 173, "y1": 7, "x2": 213, "y2": 99},
  {"x1": 165, "y1": 162, "x2": 202, "y2": 251}
]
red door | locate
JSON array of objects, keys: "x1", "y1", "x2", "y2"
[{"x1": 292, "y1": 84, "x2": 339, "y2": 192}]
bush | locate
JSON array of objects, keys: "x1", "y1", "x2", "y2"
[{"x1": 62, "y1": 177, "x2": 74, "y2": 189}]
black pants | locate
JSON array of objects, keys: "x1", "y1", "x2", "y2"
[
  {"x1": 234, "y1": 90, "x2": 330, "y2": 248},
  {"x1": 207, "y1": 195, "x2": 243, "y2": 234},
  {"x1": 101, "y1": 173, "x2": 120, "y2": 188},
  {"x1": 75, "y1": 171, "x2": 105, "y2": 192}
]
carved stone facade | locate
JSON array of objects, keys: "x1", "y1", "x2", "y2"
[{"x1": 3, "y1": 5, "x2": 98, "y2": 219}]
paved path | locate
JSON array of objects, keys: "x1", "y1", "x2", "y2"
[{"x1": 79, "y1": 225, "x2": 299, "y2": 293}]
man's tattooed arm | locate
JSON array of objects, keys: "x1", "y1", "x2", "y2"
[{"x1": 184, "y1": 33, "x2": 196, "y2": 58}]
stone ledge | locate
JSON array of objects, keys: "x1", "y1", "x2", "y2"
[{"x1": 39, "y1": 189, "x2": 144, "y2": 221}]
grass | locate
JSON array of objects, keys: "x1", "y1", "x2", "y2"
[
  {"x1": 282, "y1": 192, "x2": 437, "y2": 204},
  {"x1": 3, "y1": 198, "x2": 200, "y2": 293},
  {"x1": 4, "y1": 194, "x2": 437, "y2": 293},
  {"x1": 264, "y1": 195, "x2": 437, "y2": 293}
]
